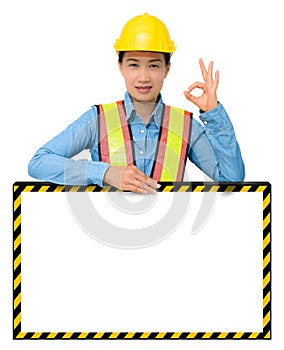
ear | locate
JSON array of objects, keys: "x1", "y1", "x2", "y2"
[{"x1": 164, "y1": 62, "x2": 171, "y2": 78}]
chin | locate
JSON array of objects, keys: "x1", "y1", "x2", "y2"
[{"x1": 132, "y1": 94, "x2": 158, "y2": 104}]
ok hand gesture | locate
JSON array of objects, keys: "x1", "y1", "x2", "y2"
[{"x1": 184, "y1": 58, "x2": 219, "y2": 112}]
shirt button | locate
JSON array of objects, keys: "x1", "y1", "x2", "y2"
[
  {"x1": 140, "y1": 129, "x2": 145, "y2": 134},
  {"x1": 139, "y1": 150, "x2": 144, "y2": 155}
]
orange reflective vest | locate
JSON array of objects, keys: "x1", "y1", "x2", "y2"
[{"x1": 97, "y1": 100, "x2": 192, "y2": 181}]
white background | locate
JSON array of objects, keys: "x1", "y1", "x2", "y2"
[{"x1": 0, "y1": 0, "x2": 282, "y2": 349}]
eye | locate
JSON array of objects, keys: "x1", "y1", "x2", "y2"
[
  {"x1": 128, "y1": 63, "x2": 138, "y2": 68},
  {"x1": 149, "y1": 64, "x2": 160, "y2": 68}
]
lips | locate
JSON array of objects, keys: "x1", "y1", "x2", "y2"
[{"x1": 135, "y1": 86, "x2": 152, "y2": 94}]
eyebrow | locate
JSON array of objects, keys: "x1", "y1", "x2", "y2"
[{"x1": 126, "y1": 58, "x2": 162, "y2": 62}]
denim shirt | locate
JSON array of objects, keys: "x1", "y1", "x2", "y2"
[{"x1": 28, "y1": 92, "x2": 245, "y2": 186}]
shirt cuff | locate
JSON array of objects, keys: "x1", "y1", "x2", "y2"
[
  {"x1": 199, "y1": 102, "x2": 231, "y2": 132},
  {"x1": 87, "y1": 161, "x2": 111, "y2": 187}
]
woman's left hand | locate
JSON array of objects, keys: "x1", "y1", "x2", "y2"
[{"x1": 184, "y1": 58, "x2": 219, "y2": 112}]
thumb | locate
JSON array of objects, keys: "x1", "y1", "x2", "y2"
[{"x1": 184, "y1": 90, "x2": 198, "y2": 104}]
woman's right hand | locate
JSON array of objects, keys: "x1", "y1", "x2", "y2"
[{"x1": 103, "y1": 165, "x2": 160, "y2": 194}]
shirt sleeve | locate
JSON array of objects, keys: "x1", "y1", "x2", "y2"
[
  {"x1": 28, "y1": 107, "x2": 110, "y2": 186},
  {"x1": 188, "y1": 102, "x2": 245, "y2": 181}
]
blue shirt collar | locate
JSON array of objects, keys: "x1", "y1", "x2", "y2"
[{"x1": 123, "y1": 91, "x2": 164, "y2": 125}]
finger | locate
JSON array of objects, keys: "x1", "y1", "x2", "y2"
[
  {"x1": 144, "y1": 178, "x2": 160, "y2": 189},
  {"x1": 207, "y1": 61, "x2": 214, "y2": 82},
  {"x1": 184, "y1": 90, "x2": 199, "y2": 105},
  {"x1": 186, "y1": 81, "x2": 205, "y2": 93},
  {"x1": 199, "y1": 58, "x2": 207, "y2": 81},
  {"x1": 142, "y1": 182, "x2": 158, "y2": 194},
  {"x1": 122, "y1": 166, "x2": 159, "y2": 193},
  {"x1": 133, "y1": 171, "x2": 158, "y2": 189},
  {"x1": 130, "y1": 167, "x2": 159, "y2": 189},
  {"x1": 214, "y1": 70, "x2": 219, "y2": 87},
  {"x1": 131, "y1": 179, "x2": 158, "y2": 193},
  {"x1": 126, "y1": 181, "x2": 157, "y2": 195},
  {"x1": 137, "y1": 177, "x2": 159, "y2": 193},
  {"x1": 126, "y1": 184, "x2": 148, "y2": 195},
  {"x1": 121, "y1": 177, "x2": 147, "y2": 193}
]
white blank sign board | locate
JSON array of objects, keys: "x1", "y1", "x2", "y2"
[{"x1": 13, "y1": 182, "x2": 271, "y2": 340}]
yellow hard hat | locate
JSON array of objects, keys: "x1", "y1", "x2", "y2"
[{"x1": 114, "y1": 13, "x2": 176, "y2": 54}]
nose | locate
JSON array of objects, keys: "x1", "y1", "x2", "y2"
[{"x1": 137, "y1": 67, "x2": 150, "y2": 82}]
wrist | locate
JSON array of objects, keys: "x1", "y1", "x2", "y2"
[{"x1": 103, "y1": 165, "x2": 125, "y2": 189}]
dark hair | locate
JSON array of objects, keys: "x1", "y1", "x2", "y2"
[{"x1": 118, "y1": 51, "x2": 171, "y2": 65}]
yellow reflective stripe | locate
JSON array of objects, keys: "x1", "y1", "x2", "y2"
[
  {"x1": 160, "y1": 107, "x2": 184, "y2": 181},
  {"x1": 103, "y1": 103, "x2": 128, "y2": 166}
]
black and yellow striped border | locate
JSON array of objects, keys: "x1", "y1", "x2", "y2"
[{"x1": 13, "y1": 181, "x2": 271, "y2": 340}]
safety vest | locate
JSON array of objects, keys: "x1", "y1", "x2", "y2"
[{"x1": 96, "y1": 101, "x2": 192, "y2": 181}]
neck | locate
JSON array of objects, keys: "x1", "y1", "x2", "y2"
[{"x1": 133, "y1": 101, "x2": 157, "y2": 124}]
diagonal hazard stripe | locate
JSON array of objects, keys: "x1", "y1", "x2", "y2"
[
  {"x1": 54, "y1": 186, "x2": 65, "y2": 192},
  {"x1": 233, "y1": 332, "x2": 244, "y2": 339},
  {"x1": 78, "y1": 332, "x2": 89, "y2": 339},
  {"x1": 249, "y1": 332, "x2": 260, "y2": 339},
  {"x1": 162, "y1": 185, "x2": 174, "y2": 192},
  {"x1": 156, "y1": 332, "x2": 167, "y2": 339},
  {"x1": 263, "y1": 193, "x2": 270, "y2": 210},
  {"x1": 125, "y1": 332, "x2": 135, "y2": 339},
  {"x1": 263, "y1": 272, "x2": 270, "y2": 289},
  {"x1": 15, "y1": 332, "x2": 27, "y2": 339},
  {"x1": 85, "y1": 185, "x2": 96, "y2": 192},
  {"x1": 14, "y1": 293, "x2": 21, "y2": 310},
  {"x1": 171, "y1": 332, "x2": 182, "y2": 338},
  {"x1": 63, "y1": 332, "x2": 74, "y2": 339},
  {"x1": 186, "y1": 332, "x2": 198, "y2": 338},
  {"x1": 141, "y1": 332, "x2": 151, "y2": 339},
  {"x1": 31, "y1": 332, "x2": 43, "y2": 339},
  {"x1": 256, "y1": 185, "x2": 267, "y2": 192},
  {"x1": 193, "y1": 185, "x2": 204, "y2": 192},
  {"x1": 69, "y1": 186, "x2": 81, "y2": 192},
  {"x1": 263, "y1": 232, "x2": 270, "y2": 250},
  {"x1": 178, "y1": 185, "x2": 190, "y2": 192},
  {"x1": 101, "y1": 186, "x2": 112, "y2": 192},
  {"x1": 14, "y1": 194, "x2": 21, "y2": 211},
  {"x1": 264, "y1": 331, "x2": 271, "y2": 339},
  {"x1": 240, "y1": 185, "x2": 252, "y2": 192},
  {"x1": 93, "y1": 332, "x2": 105, "y2": 339},
  {"x1": 23, "y1": 186, "x2": 34, "y2": 192},
  {"x1": 109, "y1": 332, "x2": 120, "y2": 339},
  {"x1": 39, "y1": 186, "x2": 50, "y2": 192},
  {"x1": 14, "y1": 215, "x2": 21, "y2": 231},
  {"x1": 263, "y1": 311, "x2": 271, "y2": 328},
  {"x1": 14, "y1": 273, "x2": 21, "y2": 290},
  {"x1": 263, "y1": 252, "x2": 270, "y2": 269},
  {"x1": 263, "y1": 291, "x2": 270, "y2": 309},
  {"x1": 202, "y1": 332, "x2": 213, "y2": 339},
  {"x1": 263, "y1": 213, "x2": 270, "y2": 230},
  {"x1": 218, "y1": 332, "x2": 229, "y2": 338},
  {"x1": 14, "y1": 235, "x2": 21, "y2": 251},
  {"x1": 224, "y1": 185, "x2": 236, "y2": 192},
  {"x1": 14, "y1": 313, "x2": 21, "y2": 329},
  {"x1": 47, "y1": 332, "x2": 58, "y2": 339},
  {"x1": 209, "y1": 185, "x2": 220, "y2": 192},
  {"x1": 14, "y1": 253, "x2": 21, "y2": 270}
]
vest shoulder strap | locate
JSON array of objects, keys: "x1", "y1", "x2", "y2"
[
  {"x1": 151, "y1": 105, "x2": 192, "y2": 181},
  {"x1": 97, "y1": 101, "x2": 134, "y2": 166}
]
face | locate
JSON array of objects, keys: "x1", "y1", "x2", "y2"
[{"x1": 118, "y1": 51, "x2": 170, "y2": 104}]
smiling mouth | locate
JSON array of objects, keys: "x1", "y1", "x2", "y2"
[{"x1": 135, "y1": 86, "x2": 152, "y2": 93}]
